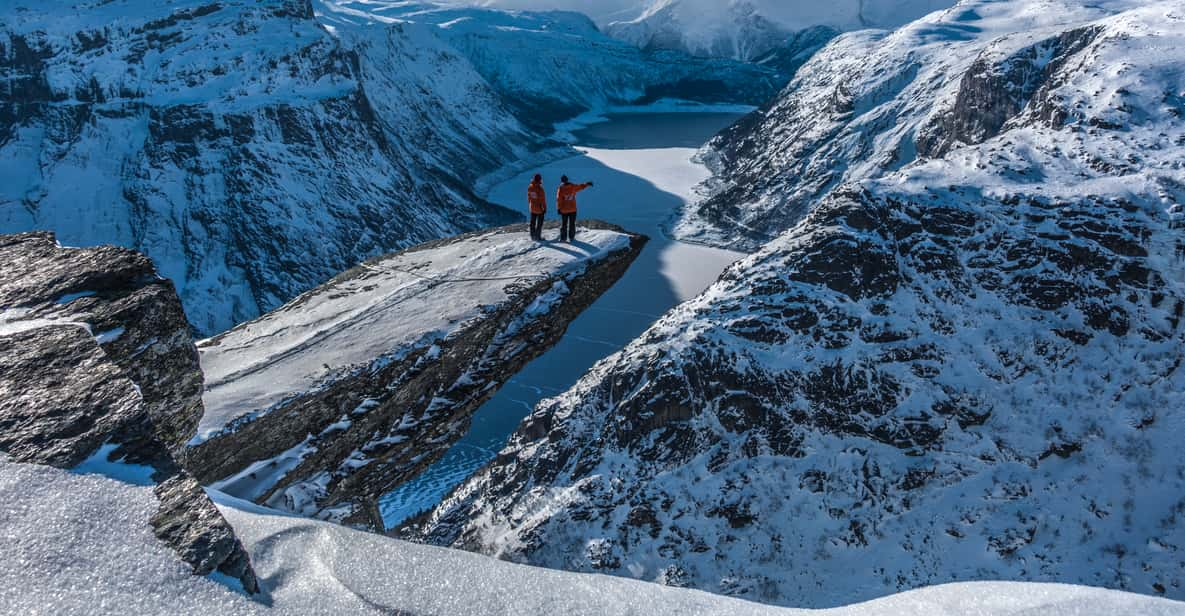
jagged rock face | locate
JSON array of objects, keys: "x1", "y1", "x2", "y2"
[
  {"x1": 187, "y1": 222, "x2": 646, "y2": 531},
  {"x1": 410, "y1": 1, "x2": 1185, "y2": 608},
  {"x1": 672, "y1": 1, "x2": 1148, "y2": 251},
  {"x1": 0, "y1": 0, "x2": 533, "y2": 335},
  {"x1": 0, "y1": 231, "x2": 258, "y2": 593}
]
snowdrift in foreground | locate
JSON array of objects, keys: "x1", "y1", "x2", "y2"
[{"x1": 3, "y1": 458, "x2": 1182, "y2": 615}]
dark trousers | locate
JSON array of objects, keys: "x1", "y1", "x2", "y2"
[
  {"x1": 560, "y1": 213, "x2": 577, "y2": 241},
  {"x1": 530, "y1": 213, "x2": 545, "y2": 239}
]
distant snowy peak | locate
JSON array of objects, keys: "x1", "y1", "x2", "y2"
[
  {"x1": 317, "y1": 1, "x2": 785, "y2": 131},
  {"x1": 606, "y1": 1, "x2": 789, "y2": 61},
  {"x1": 605, "y1": 0, "x2": 956, "y2": 60}
]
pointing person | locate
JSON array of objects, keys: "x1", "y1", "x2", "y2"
[
  {"x1": 556, "y1": 175, "x2": 593, "y2": 243},
  {"x1": 527, "y1": 173, "x2": 547, "y2": 241}
]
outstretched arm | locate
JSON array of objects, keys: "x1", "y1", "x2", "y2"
[{"x1": 576, "y1": 182, "x2": 593, "y2": 192}]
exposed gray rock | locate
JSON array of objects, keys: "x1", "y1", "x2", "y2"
[
  {"x1": 916, "y1": 26, "x2": 1101, "y2": 157},
  {"x1": 152, "y1": 475, "x2": 259, "y2": 592},
  {"x1": 0, "y1": 231, "x2": 258, "y2": 593}
]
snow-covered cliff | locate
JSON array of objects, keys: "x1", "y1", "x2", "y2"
[
  {"x1": 187, "y1": 223, "x2": 645, "y2": 529},
  {"x1": 410, "y1": 0, "x2": 1185, "y2": 607},
  {"x1": 0, "y1": 0, "x2": 781, "y2": 336}
]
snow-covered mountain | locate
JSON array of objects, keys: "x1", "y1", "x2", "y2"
[
  {"x1": 316, "y1": 2, "x2": 784, "y2": 131},
  {"x1": 672, "y1": 0, "x2": 1170, "y2": 250},
  {"x1": 409, "y1": 0, "x2": 1185, "y2": 607},
  {"x1": 1, "y1": 0, "x2": 537, "y2": 335},
  {"x1": 1, "y1": 0, "x2": 777, "y2": 337},
  {"x1": 467, "y1": 0, "x2": 955, "y2": 61}
]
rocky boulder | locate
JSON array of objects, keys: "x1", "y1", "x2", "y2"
[{"x1": 0, "y1": 232, "x2": 258, "y2": 593}]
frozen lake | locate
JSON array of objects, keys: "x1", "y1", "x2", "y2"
[{"x1": 380, "y1": 111, "x2": 746, "y2": 527}]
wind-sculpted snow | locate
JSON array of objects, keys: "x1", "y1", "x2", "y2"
[
  {"x1": 0, "y1": 0, "x2": 532, "y2": 335},
  {"x1": 673, "y1": 0, "x2": 1160, "y2": 251},
  {"x1": 411, "y1": 1, "x2": 1185, "y2": 608},
  {"x1": 4, "y1": 460, "x2": 1181, "y2": 615},
  {"x1": 316, "y1": 1, "x2": 784, "y2": 132}
]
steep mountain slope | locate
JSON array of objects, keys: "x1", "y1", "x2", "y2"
[
  {"x1": 674, "y1": 0, "x2": 1157, "y2": 251},
  {"x1": 187, "y1": 223, "x2": 645, "y2": 530},
  {"x1": 316, "y1": 2, "x2": 785, "y2": 132},
  {"x1": 0, "y1": 0, "x2": 535, "y2": 335},
  {"x1": 410, "y1": 0, "x2": 1185, "y2": 607}
]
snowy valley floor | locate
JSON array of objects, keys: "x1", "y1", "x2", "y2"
[{"x1": 2, "y1": 458, "x2": 1181, "y2": 615}]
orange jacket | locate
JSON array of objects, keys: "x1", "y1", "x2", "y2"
[
  {"x1": 556, "y1": 182, "x2": 591, "y2": 215},
  {"x1": 527, "y1": 180, "x2": 547, "y2": 214}
]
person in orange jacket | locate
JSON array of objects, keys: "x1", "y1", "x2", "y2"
[
  {"x1": 556, "y1": 175, "x2": 593, "y2": 242},
  {"x1": 527, "y1": 173, "x2": 547, "y2": 240}
]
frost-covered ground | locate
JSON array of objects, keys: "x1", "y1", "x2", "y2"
[
  {"x1": 380, "y1": 112, "x2": 744, "y2": 526},
  {"x1": 3, "y1": 458, "x2": 1182, "y2": 615},
  {"x1": 197, "y1": 227, "x2": 633, "y2": 441}
]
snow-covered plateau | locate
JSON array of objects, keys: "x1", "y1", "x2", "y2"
[{"x1": 409, "y1": 0, "x2": 1185, "y2": 608}]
